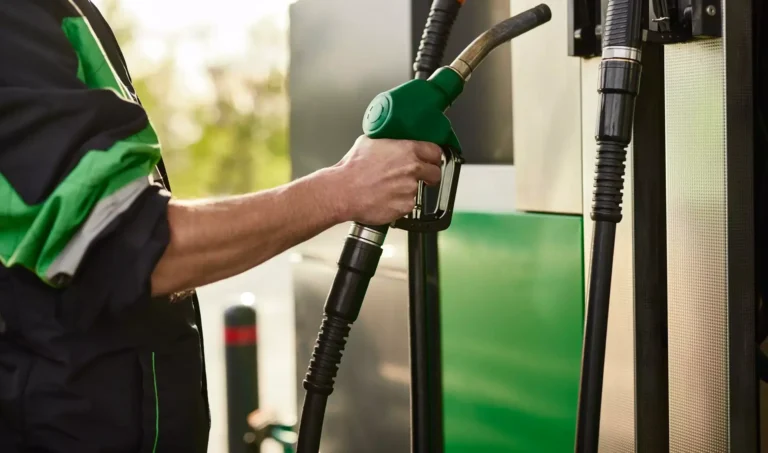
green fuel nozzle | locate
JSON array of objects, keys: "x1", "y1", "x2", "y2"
[
  {"x1": 361, "y1": 3, "x2": 552, "y2": 232},
  {"x1": 363, "y1": 67, "x2": 464, "y2": 150},
  {"x1": 296, "y1": 5, "x2": 551, "y2": 453}
]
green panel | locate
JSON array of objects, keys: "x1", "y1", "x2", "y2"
[{"x1": 439, "y1": 212, "x2": 584, "y2": 452}]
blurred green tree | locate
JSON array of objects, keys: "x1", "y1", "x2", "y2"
[{"x1": 98, "y1": 0, "x2": 290, "y2": 198}]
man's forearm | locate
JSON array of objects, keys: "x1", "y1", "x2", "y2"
[{"x1": 150, "y1": 167, "x2": 346, "y2": 296}]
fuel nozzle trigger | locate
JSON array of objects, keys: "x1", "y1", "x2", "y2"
[
  {"x1": 393, "y1": 146, "x2": 463, "y2": 232},
  {"x1": 362, "y1": 67, "x2": 465, "y2": 233}
]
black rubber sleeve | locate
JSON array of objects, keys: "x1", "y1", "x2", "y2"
[
  {"x1": 591, "y1": 48, "x2": 642, "y2": 225},
  {"x1": 414, "y1": 0, "x2": 463, "y2": 80},
  {"x1": 297, "y1": 315, "x2": 354, "y2": 453},
  {"x1": 303, "y1": 315, "x2": 352, "y2": 396},
  {"x1": 591, "y1": 142, "x2": 628, "y2": 223},
  {"x1": 296, "y1": 236, "x2": 384, "y2": 453},
  {"x1": 602, "y1": 0, "x2": 644, "y2": 48}
]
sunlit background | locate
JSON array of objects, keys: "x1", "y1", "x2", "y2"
[
  {"x1": 92, "y1": 1, "x2": 298, "y2": 452},
  {"x1": 95, "y1": 0, "x2": 294, "y2": 197}
]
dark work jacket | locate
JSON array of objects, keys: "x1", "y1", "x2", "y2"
[{"x1": 0, "y1": 1, "x2": 210, "y2": 451}]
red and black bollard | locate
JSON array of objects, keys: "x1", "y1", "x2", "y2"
[{"x1": 224, "y1": 302, "x2": 259, "y2": 453}]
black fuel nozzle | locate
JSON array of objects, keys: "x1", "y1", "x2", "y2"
[
  {"x1": 296, "y1": 223, "x2": 386, "y2": 453},
  {"x1": 576, "y1": 0, "x2": 644, "y2": 452}
]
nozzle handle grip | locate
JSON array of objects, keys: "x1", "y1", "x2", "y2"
[{"x1": 392, "y1": 146, "x2": 463, "y2": 232}]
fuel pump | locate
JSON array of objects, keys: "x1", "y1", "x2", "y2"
[{"x1": 294, "y1": 5, "x2": 552, "y2": 453}]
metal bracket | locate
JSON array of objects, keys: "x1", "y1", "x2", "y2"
[
  {"x1": 568, "y1": 0, "x2": 602, "y2": 57},
  {"x1": 690, "y1": 0, "x2": 722, "y2": 38},
  {"x1": 646, "y1": 0, "x2": 722, "y2": 43},
  {"x1": 568, "y1": 0, "x2": 722, "y2": 57}
]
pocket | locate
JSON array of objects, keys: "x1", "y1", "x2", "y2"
[{"x1": 138, "y1": 351, "x2": 160, "y2": 453}]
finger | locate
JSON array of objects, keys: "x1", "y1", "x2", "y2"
[
  {"x1": 398, "y1": 200, "x2": 416, "y2": 216},
  {"x1": 417, "y1": 163, "x2": 442, "y2": 186},
  {"x1": 407, "y1": 180, "x2": 419, "y2": 197},
  {"x1": 412, "y1": 141, "x2": 443, "y2": 166}
]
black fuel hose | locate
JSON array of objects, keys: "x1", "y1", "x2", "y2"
[
  {"x1": 576, "y1": 0, "x2": 643, "y2": 451},
  {"x1": 296, "y1": 223, "x2": 387, "y2": 453},
  {"x1": 414, "y1": 0, "x2": 464, "y2": 80},
  {"x1": 410, "y1": 1, "x2": 463, "y2": 452}
]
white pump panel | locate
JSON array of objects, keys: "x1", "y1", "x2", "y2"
[{"x1": 510, "y1": 0, "x2": 583, "y2": 215}]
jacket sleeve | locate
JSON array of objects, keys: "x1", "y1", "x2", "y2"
[{"x1": 0, "y1": 1, "x2": 171, "y2": 304}]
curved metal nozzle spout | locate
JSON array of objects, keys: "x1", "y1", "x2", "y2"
[{"x1": 449, "y1": 4, "x2": 552, "y2": 81}]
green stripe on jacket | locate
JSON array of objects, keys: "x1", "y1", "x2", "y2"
[{"x1": 0, "y1": 15, "x2": 163, "y2": 286}]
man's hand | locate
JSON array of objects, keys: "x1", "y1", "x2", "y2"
[
  {"x1": 151, "y1": 137, "x2": 443, "y2": 296},
  {"x1": 331, "y1": 135, "x2": 443, "y2": 225}
]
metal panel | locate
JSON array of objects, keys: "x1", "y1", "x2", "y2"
[
  {"x1": 664, "y1": 20, "x2": 756, "y2": 450},
  {"x1": 439, "y1": 212, "x2": 583, "y2": 453},
  {"x1": 289, "y1": 2, "x2": 415, "y2": 450},
  {"x1": 511, "y1": 0, "x2": 584, "y2": 215},
  {"x1": 453, "y1": 165, "x2": 517, "y2": 214},
  {"x1": 293, "y1": 225, "x2": 411, "y2": 453},
  {"x1": 581, "y1": 57, "x2": 636, "y2": 453},
  {"x1": 288, "y1": 0, "x2": 413, "y2": 179},
  {"x1": 289, "y1": 0, "x2": 516, "y2": 178},
  {"x1": 722, "y1": 0, "x2": 757, "y2": 448}
]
